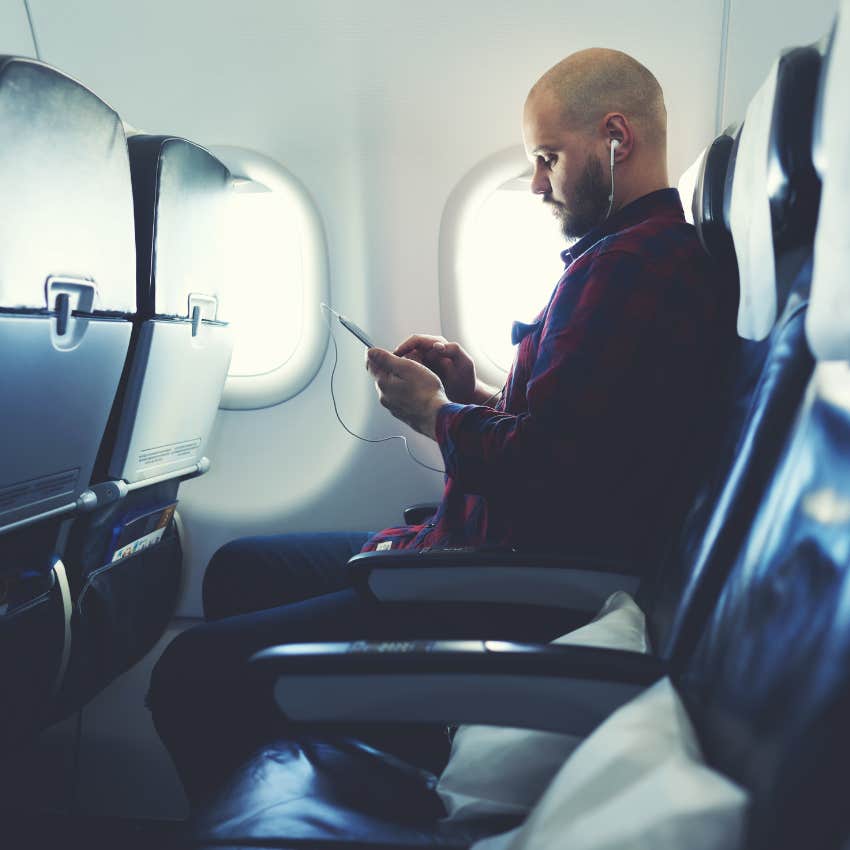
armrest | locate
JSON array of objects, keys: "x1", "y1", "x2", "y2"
[
  {"x1": 251, "y1": 640, "x2": 665, "y2": 737},
  {"x1": 348, "y1": 549, "x2": 644, "y2": 614},
  {"x1": 403, "y1": 503, "x2": 439, "y2": 525}
]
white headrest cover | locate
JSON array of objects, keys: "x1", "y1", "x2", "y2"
[
  {"x1": 807, "y1": 1, "x2": 850, "y2": 361},
  {"x1": 676, "y1": 148, "x2": 705, "y2": 226},
  {"x1": 729, "y1": 60, "x2": 779, "y2": 341}
]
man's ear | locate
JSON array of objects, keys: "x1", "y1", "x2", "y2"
[{"x1": 603, "y1": 113, "x2": 632, "y2": 160}]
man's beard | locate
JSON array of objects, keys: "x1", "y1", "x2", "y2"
[{"x1": 546, "y1": 154, "x2": 610, "y2": 241}]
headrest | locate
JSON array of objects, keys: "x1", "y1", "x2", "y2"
[
  {"x1": 0, "y1": 57, "x2": 136, "y2": 313},
  {"x1": 676, "y1": 149, "x2": 703, "y2": 226},
  {"x1": 807, "y1": 2, "x2": 850, "y2": 361},
  {"x1": 128, "y1": 135, "x2": 233, "y2": 320},
  {"x1": 729, "y1": 60, "x2": 780, "y2": 341},
  {"x1": 767, "y1": 45, "x2": 822, "y2": 252},
  {"x1": 692, "y1": 127, "x2": 737, "y2": 273}
]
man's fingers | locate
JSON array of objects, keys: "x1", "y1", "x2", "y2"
[
  {"x1": 423, "y1": 342, "x2": 459, "y2": 368},
  {"x1": 366, "y1": 347, "x2": 394, "y2": 376},
  {"x1": 394, "y1": 334, "x2": 448, "y2": 357},
  {"x1": 368, "y1": 347, "x2": 419, "y2": 379}
]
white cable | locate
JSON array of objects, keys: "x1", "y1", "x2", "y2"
[
  {"x1": 605, "y1": 139, "x2": 619, "y2": 220},
  {"x1": 50, "y1": 558, "x2": 73, "y2": 698},
  {"x1": 320, "y1": 303, "x2": 446, "y2": 475}
]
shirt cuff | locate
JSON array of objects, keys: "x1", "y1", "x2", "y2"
[{"x1": 435, "y1": 402, "x2": 471, "y2": 477}]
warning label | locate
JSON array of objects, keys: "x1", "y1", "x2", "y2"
[
  {"x1": 138, "y1": 439, "x2": 201, "y2": 469},
  {"x1": 0, "y1": 467, "x2": 79, "y2": 515}
]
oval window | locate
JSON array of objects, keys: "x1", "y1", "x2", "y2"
[{"x1": 211, "y1": 147, "x2": 329, "y2": 409}]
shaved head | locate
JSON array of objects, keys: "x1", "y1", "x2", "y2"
[{"x1": 529, "y1": 48, "x2": 666, "y2": 147}]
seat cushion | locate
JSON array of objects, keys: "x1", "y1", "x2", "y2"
[
  {"x1": 436, "y1": 592, "x2": 648, "y2": 821},
  {"x1": 191, "y1": 736, "x2": 519, "y2": 849},
  {"x1": 471, "y1": 678, "x2": 747, "y2": 850}
]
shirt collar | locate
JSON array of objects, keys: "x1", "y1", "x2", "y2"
[{"x1": 560, "y1": 188, "x2": 684, "y2": 267}]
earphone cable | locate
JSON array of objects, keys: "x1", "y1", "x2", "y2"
[
  {"x1": 605, "y1": 142, "x2": 616, "y2": 220},
  {"x1": 321, "y1": 304, "x2": 446, "y2": 475}
]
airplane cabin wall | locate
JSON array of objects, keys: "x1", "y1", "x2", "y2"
[
  {"x1": 0, "y1": 1, "x2": 34, "y2": 55},
  {"x1": 722, "y1": 0, "x2": 839, "y2": 128}
]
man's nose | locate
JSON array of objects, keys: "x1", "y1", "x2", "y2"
[{"x1": 530, "y1": 163, "x2": 550, "y2": 196}]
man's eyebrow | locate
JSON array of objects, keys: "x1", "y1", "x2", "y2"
[{"x1": 530, "y1": 146, "x2": 555, "y2": 156}]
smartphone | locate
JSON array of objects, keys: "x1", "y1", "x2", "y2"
[{"x1": 338, "y1": 314, "x2": 375, "y2": 348}]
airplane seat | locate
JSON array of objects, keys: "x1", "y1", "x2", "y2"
[
  {"x1": 108, "y1": 134, "x2": 234, "y2": 487},
  {"x1": 646, "y1": 40, "x2": 823, "y2": 665},
  {"x1": 53, "y1": 135, "x2": 234, "y2": 718},
  {"x1": 0, "y1": 56, "x2": 136, "y2": 743},
  {"x1": 680, "y1": 24, "x2": 850, "y2": 833},
  {"x1": 187, "y1": 23, "x2": 850, "y2": 844}
]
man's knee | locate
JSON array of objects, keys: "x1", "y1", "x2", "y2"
[{"x1": 203, "y1": 538, "x2": 255, "y2": 620}]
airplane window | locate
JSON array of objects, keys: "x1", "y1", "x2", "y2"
[
  {"x1": 440, "y1": 149, "x2": 568, "y2": 384},
  {"x1": 226, "y1": 186, "x2": 304, "y2": 377},
  {"x1": 212, "y1": 147, "x2": 329, "y2": 409},
  {"x1": 461, "y1": 182, "x2": 568, "y2": 372}
]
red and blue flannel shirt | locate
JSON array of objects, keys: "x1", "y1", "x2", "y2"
[{"x1": 362, "y1": 189, "x2": 736, "y2": 562}]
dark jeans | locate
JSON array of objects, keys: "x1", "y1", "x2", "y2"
[{"x1": 149, "y1": 533, "x2": 580, "y2": 806}]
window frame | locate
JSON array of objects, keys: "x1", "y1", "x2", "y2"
[{"x1": 210, "y1": 146, "x2": 330, "y2": 410}]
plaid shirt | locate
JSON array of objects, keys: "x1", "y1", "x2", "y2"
[{"x1": 362, "y1": 189, "x2": 735, "y2": 562}]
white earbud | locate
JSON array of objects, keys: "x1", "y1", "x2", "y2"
[{"x1": 606, "y1": 139, "x2": 621, "y2": 218}]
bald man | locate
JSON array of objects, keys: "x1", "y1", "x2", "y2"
[{"x1": 150, "y1": 49, "x2": 736, "y2": 802}]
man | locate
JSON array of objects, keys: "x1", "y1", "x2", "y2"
[{"x1": 149, "y1": 48, "x2": 735, "y2": 803}]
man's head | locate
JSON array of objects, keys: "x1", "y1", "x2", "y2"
[{"x1": 523, "y1": 48, "x2": 669, "y2": 240}]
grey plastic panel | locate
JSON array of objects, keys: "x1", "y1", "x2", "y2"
[
  {"x1": 153, "y1": 140, "x2": 232, "y2": 320},
  {"x1": 368, "y1": 566, "x2": 641, "y2": 613},
  {"x1": 0, "y1": 58, "x2": 136, "y2": 312},
  {"x1": 275, "y1": 673, "x2": 645, "y2": 736},
  {"x1": 108, "y1": 319, "x2": 233, "y2": 483},
  {"x1": 0, "y1": 314, "x2": 131, "y2": 530}
]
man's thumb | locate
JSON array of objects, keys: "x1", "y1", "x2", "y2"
[{"x1": 367, "y1": 347, "x2": 394, "y2": 374}]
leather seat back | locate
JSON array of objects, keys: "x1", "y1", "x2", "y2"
[
  {"x1": 680, "y1": 27, "x2": 850, "y2": 844},
  {"x1": 646, "y1": 44, "x2": 823, "y2": 662}
]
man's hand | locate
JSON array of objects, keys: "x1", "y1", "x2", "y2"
[
  {"x1": 366, "y1": 348, "x2": 450, "y2": 440},
  {"x1": 393, "y1": 334, "x2": 499, "y2": 405}
]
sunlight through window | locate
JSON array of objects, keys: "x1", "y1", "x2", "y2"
[
  {"x1": 212, "y1": 147, "x2": 329, "y2": 410},
  {"x1": 459, "y1": 181, "x2": 569, "y2": 373},
  {"x1": 226, "y1": 188, "x2": 305, "y2": 378}
]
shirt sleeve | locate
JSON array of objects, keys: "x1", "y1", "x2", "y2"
[{"x1": 434, "y1": 249, "x2": 684, "y2": 498}]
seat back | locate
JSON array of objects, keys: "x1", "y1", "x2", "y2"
[
  {"x1": 0, "y1": 57, "x2": 135, "y2": 533},
  {"x1": 105, "y1": 134, "x2": 234, "y2": 485},
  {"x1": 0, "y1": 56, "x2": 135, "y2": 744},
  {"x1": 646, "y1": 44, "x2": 822, "y2": 663},
  {"x1": 678, "y1": 23, "x2": 850, "y2": 845}
]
